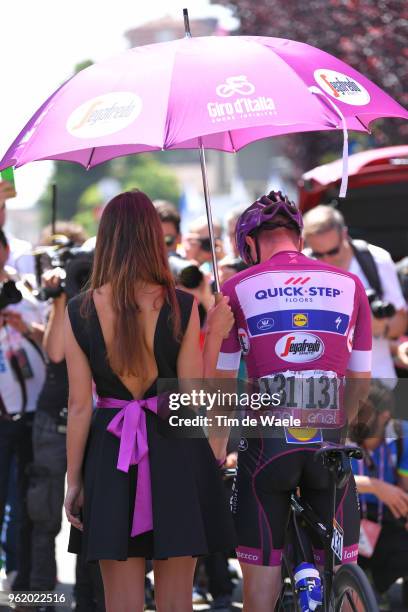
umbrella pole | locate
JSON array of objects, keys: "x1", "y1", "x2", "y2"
[
  {"x1": 198, "y1": 139, "x2": 221, "y2": 294},
  {"x1": 183, "y1": 10, "x2": 221, "y2": 294}
]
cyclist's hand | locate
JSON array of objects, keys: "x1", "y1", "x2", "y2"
[
  {"x1": 206, "y1": 295, "x2": 234, "y2": 339},
  {"x1": 374, "y1": 480, "x2": 408, "y2": 518}
]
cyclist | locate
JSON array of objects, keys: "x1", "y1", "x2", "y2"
[{"x1": 214, "y1": 191, "x2": 372, "y2": 610}]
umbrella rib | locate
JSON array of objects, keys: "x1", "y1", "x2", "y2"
[
  {"x1": 355, "y1": 115, "x2": 371, "y2": 134},
  {"x1": 228, "y1": 130, "x2": 236, "y2": 153},
  {"x1": 86, "y1": 147, "x2": 96, "y2": 170}
]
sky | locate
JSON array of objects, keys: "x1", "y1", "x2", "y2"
[{"x1": 0, "y1": 0, "x2": 237, "y2": 210}]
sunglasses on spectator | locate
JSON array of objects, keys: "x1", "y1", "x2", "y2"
[
  {"x1": 311, "y1": 242, "x2": 342, "y2": 259},
  {"x1": 164, "y1": 235, "x2": 177, "y2": 247},
  {"x1": 198, "y1": 237, "x2": 223, "y2": 252}
]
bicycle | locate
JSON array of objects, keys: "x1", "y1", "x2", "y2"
[{"x1": 275, "y1": 443, "x2": 379, "y2": 611}]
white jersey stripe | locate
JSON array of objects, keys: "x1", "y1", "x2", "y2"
[
  {"x1": 217, "y1": 351, "x2": 241, "y2": 371},
  {"x1": 348, "y1": 349, "x2": 372, "y2": 372}
]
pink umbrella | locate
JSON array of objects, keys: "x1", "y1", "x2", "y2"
[{"x1": 1, "y1": 12, "x2": 407, "y2": 289}]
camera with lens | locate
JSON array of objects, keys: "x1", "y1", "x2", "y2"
[
  {"x1": 0, "y1": 280, "x2": 23, "y2": 311},
  {"x1": 365, "y1": 288, "x2": 396, "y2": 319},
  {"x1": 168, "y1": 254, "x2": 204, "y2": 289},
  {"x1": 34, "y1": 236, "x2": 93, "y2": 302}
]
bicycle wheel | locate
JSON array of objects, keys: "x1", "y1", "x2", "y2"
[{"x1": 331, "y1": 564, "x2": 379, "y2": 611}]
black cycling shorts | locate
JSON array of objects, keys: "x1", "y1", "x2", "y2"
[{"x1": 231, "y1": 430, "x2": 360, "y2": 567}]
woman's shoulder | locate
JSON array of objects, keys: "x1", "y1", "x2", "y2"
[
  {"x1": 67, "y1": 290, "x2": 93, "y2": 322},
  {"x1": 175, "y1": 288, "x2": 195, "y2": 310}
]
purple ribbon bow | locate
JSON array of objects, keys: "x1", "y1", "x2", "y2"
[{"x1": 97, "y1": 395, "x2": 158, "y2": 537}]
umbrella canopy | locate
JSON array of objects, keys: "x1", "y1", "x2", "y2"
[{"x1": 1, "y1": 35, "x2": 407, "y2": 170}]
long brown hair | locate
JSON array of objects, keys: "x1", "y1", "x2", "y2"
[{"x1": 85, "y1": 190, "x2": 181, "y2": 377}]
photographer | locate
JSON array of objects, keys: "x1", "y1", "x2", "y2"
[
  {"x1": 303, "y1": 205, "x2": 407, "y2": 385},
  {"x1": 0, "y1": 228, "x2": 45, "y2": 591},
  {"x1": 154, "y1": 201, "x2": 214, "y2": 324},
  {"x1": 349, "y1": 381, "x2": 408, "y2": 606},
  {"x1": 183, "y1": 216, "x2": 225, "y2": 273}
]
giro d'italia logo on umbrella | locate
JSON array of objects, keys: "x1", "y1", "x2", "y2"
[
  {"x1": 314, "y1": 69, "x2": 370, "y2": 106},
  {"x1": 207, "y1": 75, "x2": 277, "y2": 122},
  {"x1": 66, "y1": 92, "x2": 143, "y2": 138}
]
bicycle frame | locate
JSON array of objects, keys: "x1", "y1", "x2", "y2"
[
  {"x1": 288, "y1": 476, "x2": 337, "y2": 607},
  {"x1": 284, "y1": 446, "x2": 357, "y2": 609}
]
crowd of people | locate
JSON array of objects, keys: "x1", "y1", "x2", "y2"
[{"x1": 1, "y1": 176, "x2": 408, "y2": 611}]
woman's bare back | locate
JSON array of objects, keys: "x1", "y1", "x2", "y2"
[{"x1": 92, "y1": 284, "x2": 164, "y2": 399}]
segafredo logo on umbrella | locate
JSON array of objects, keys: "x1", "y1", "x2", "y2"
[
  {"x1": 208, "y1": 76, "x2": 277, "y2": 122},
  {"x1": 314, "y1": 69, "x2": 370, "y2": 106},
  {"x1": 66, "y1": 93, "x2": 143, "y2": 138}
]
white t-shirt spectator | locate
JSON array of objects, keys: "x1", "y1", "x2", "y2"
[
  {"x1": 0, "y1": 277, "x2": 45, "y2": 414},
  {"x1": 5, "y1": 232, "x2": 35, "y2": 277},
  {"x1": 348, "y1": 243, "x2": 406, "y2": 383}
]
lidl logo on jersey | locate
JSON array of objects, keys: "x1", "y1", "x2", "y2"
[
  {"x1": 276, "y1": 333, "x2": 324, "y2": 363},
  {"x1": 292, "y1": 313, "x2": 308, "y2": 328}
]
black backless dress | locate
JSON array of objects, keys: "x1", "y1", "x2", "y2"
[{"x1": 67, "y1": 289, "x2": 236, "y2": 561}]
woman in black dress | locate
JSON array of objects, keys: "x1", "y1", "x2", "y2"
[{"x1": 63, "y1": 191, "x2": 236, "y2": 612}]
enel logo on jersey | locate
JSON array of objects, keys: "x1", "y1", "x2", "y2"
[{"x1": 276, "y1": 333, "x2": 324, "y2": 363}]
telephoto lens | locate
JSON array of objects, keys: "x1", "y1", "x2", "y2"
[{"x1": 168, "y1": 255, "x2": 204, "y2": 289}]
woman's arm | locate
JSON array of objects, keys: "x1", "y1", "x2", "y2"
[
  {"x1": 202, "y1": 295, "x2": 234, "y2": 378},
  {"x1": 43, "y1": 269, "x2": 67, "y2": 362},
  {"x1": 177, "y1": 299, "x2": 204, "y2": 380},
  {"x1": 64, "y1": 309, "x2": 93, "y2": 529},
  {"x1": 355, "y1": 474, "x2": 408, "y2": 518},
  {"x1": 44, "y1": 295, "x2": 67, "y2": 362}
]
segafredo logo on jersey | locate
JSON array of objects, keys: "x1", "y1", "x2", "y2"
[
  {"x1": 207, "y1": 75, "x2": 277, "y2": 122},
  {"x1": 66, "y1": 92, "x2": 143, "y2": 138},
  {"x1": 314, "y1": 69, "x2": 371, "y2": 106},
  {"x1": 276, "y1": 333, "x2": 324, "y2": 363}
]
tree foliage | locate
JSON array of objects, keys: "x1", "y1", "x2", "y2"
[
  {"x1": 215, "y1": 0, "x2": 408, "y2": 170},
  {"x1": 73, "y1": 155, "x2": 181, "y2": 235}
]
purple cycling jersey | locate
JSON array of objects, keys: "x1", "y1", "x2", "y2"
[
  {"x1": 218, "y1": 250, "x2": 372, "y2": 376},
  {"x1": 218, "y1": 250, "x2": 372, "y2": 426}
]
